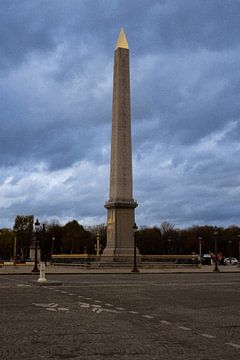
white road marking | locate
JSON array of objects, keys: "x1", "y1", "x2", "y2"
[
  {"x1": 32, "y1": 302, "x2": 69, "y2": 312},
  {"x1": 17, "y1": 284, "x2": 31, "y2": 287},
  {"x1": 96, "y1": 309, "x2": 103, "y2": 314},
  {"x1": 39, "y1": 291, "x2": 240, "y2": 352},
  {"x1": 128, "y1": 311, "x2": 139, "y2": 314},
  {"x1": 142, "y1": 315, "x2": 154, "y2": 319},
  {"x1": 32, "y1": 303, "x2": 58, "y2": 308},
  {"x1": 201, "y1": 333, "x2": 216, "y2": 339},
  {"x1": 79, "y1": 302, "x2": 90, "y2": 308},
  {"x1": 77, "y1": 301, "x2": 119, "y2": 314},
  {"x1": 160, "y1": 320, "x2": 171, "y2": 325},
  {"x1": 178, "y1": 326, "x2": 191, "y2": 331},
  {"x1": 92, "y1": 307, "x2": 104, "y2": 312},
  {"x1": 225, "y1": 342, "x2": 240, "y2": 349},
  {"x1": 49, "y1": 303, "x2": 58, "y2": 308},
  {"x1": 99, "y1": 308, "x2": 119, "y2": 314}
]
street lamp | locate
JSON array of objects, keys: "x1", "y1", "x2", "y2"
[
  {"x1": 168, "y1": 238, "x2": 171, "y2": 255},
  {"x1": 13, "y1": 225, "x2": 18, "y2": 264},
  {"x1": 213, "y1": 226, "x2": 219, "y2": 272},
  {"x1": 51, "y1": 237, "x2": 55, "y2": 256},
  {"x1": 237, "y1": 235, "x2": 240, "y2": 268},
  {"x1": 32, "y1": 219, "x2": 40, "y2": 273},
  {"x1": 198, "y1": 236, "x2": 202, "y2": 266},
  {"x1": 228, "y1": 240, "x2": 232, "y2": 265},
  {"x1": 131, "y1": 223, "x2": 139, "y2": 273},
  {"x1": 0, "y1": 231, "x2": 1, "y2": 244},
  {"x1": 95, "y1": 231, "x2": 100, "y2": 257},
  {"x1": 71, "y1": 235, "x2": 74, "y2": 254}
]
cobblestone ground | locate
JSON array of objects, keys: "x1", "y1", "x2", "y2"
[{"x1": 0, "y1": 273, "x2": 239, "y2": 360}]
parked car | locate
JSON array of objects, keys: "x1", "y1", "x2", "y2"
[
  {"x1": 202, "y1": 254, "x2": 212, "y2": 265},
  {"x1": 224, "y1": 257, "x2": 239, "y2": 266}
]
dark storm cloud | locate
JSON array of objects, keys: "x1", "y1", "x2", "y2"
[
  {"x1": 0, "y1": 0, "x2": 56, "y2": 69},
  {"x1": 132, "y1": 47, "x2": 240, "y2": 147},
  {"x1": 148, "y1": 0, "x2": 240, "y2": 51},
  {"x1": 0, "y1": 0, "x2": 240, "y2": 227}
]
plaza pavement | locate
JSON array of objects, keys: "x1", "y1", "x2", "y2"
[
  {"x1": 0, "y1": 272, "x2": 239, "y2": 359},
  {"x1": 1, "y1": 263, "x2": 240, "y2": 275}
]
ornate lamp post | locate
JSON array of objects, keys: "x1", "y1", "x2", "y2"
[
  {"x1": 71, "y1": 235, "x2": 74, "y2": 254},
  {"x1": 238, "y1": 234, "x2": 240, "y2": 268},
  {"x1": 13, "y1": 225, "x2": 18, "y2": 264},
  {"x1": 213, "y1": 226, "x2": 219, "y2": 272},
  {"x1": 168, "y1": 238, "x2": 171, "y2": 255},
  {"x1": 96, "y1": 231, "x2": 100, "y2": 257},
  {"x1": 51, "y1": 237, "x2": 55, "y2": 256},
  {"x1": 131, "y1": 223, "x2": 139, "y2": 273},
  {"x1": 198, "y1": 236, "x2": 202, "y2": 266},
  {"x1": 228, "y1": 240, "x2": 232, "y2": 265},
  {"x1": 32, "y1": 219, "x2": 40, "y2": 273}
]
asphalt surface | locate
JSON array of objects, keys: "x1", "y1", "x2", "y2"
[{"x1": 0, "y1": 273, "x2": 239, "y2": 360}]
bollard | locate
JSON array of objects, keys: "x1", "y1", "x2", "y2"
[{"x1": 37, "y1": 261, "x2": 47, "y2": 283}]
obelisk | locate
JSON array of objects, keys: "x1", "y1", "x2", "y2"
[{"x1": 103, "y1": 28, "x2": 138, "y2": 261}]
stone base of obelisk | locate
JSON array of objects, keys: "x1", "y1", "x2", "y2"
[
  {"x1": 102, "y1": 201, "x2": 141, "y2": 263},
  {"x1": 101, "y1": 247, "x2": 141, "y2": 263}
]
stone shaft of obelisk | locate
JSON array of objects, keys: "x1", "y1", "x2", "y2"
[
  {"x1": 103, "y1": 29, "x2": 138, "y2": 261},
  {"x1": 109, "y1": 46, "x2": 133, "y2": 203}
]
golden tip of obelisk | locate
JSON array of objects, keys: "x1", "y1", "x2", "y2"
[{"x1": 115, "y1": 28, "x2": 129, "y2": 50}]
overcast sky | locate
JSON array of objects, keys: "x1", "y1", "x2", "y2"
[{"x1": 1, "y1": 0, "x2": 240, "y2": 229}]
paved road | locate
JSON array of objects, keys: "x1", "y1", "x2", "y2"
[{"x1": 0, "y1": 273, "x2": 239, "y2": 359}]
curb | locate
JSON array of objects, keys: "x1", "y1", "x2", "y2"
[{"x1": 1, "y1": 270, "x2": 240, "y2": 276}]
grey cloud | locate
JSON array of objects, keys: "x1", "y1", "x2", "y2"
[
  {"x1": 139, "y1": 0, "x2": 240, "y2": 53},
  {"x1": 1, "y1": 0, "x2": 240, "y2": 228},
  {"x1": 132, "y1": 46, "x2": 240, "y2": 149},
  {"x1": 2, "y1": 0, "x2": 240, "y2": 70}
]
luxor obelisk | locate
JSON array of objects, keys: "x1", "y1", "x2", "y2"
[{"x1": 103, "y1": 28, "x2": 138, "y2": 261}]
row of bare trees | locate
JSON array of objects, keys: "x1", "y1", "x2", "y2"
[
  {"x1": 137, "y1": 222, "x2": 240, "y2": 257},
  {"x1": 0, "y1": 218, "x2": 240, "y2": 260},
  {"x1": 0, "y1": 216, "x2": 106, "y2": 260}
]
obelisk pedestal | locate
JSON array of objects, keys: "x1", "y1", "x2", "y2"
[{"x1": 102, "y1": 29, "x2": 139, "y2": 262}]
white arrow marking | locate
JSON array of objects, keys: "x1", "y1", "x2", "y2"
[
  {"x1": 79, "y1": 302, "x2": 90, "y2": 308},
  {"x1": 178, "y1": 326, "x2": 191, "y2": 331},
  {"x1": 160, "y1": 320, "x2": 171, "y2": 325},
  {"x1": 201, "y1": 333, "x2": 216, "y2": 339},
  {"x1": 32, "y1": 303, "x2": 58, "y2": 308},
  {"x1": 142, "y1": 315, "x2": 154, "y2": 319}
]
